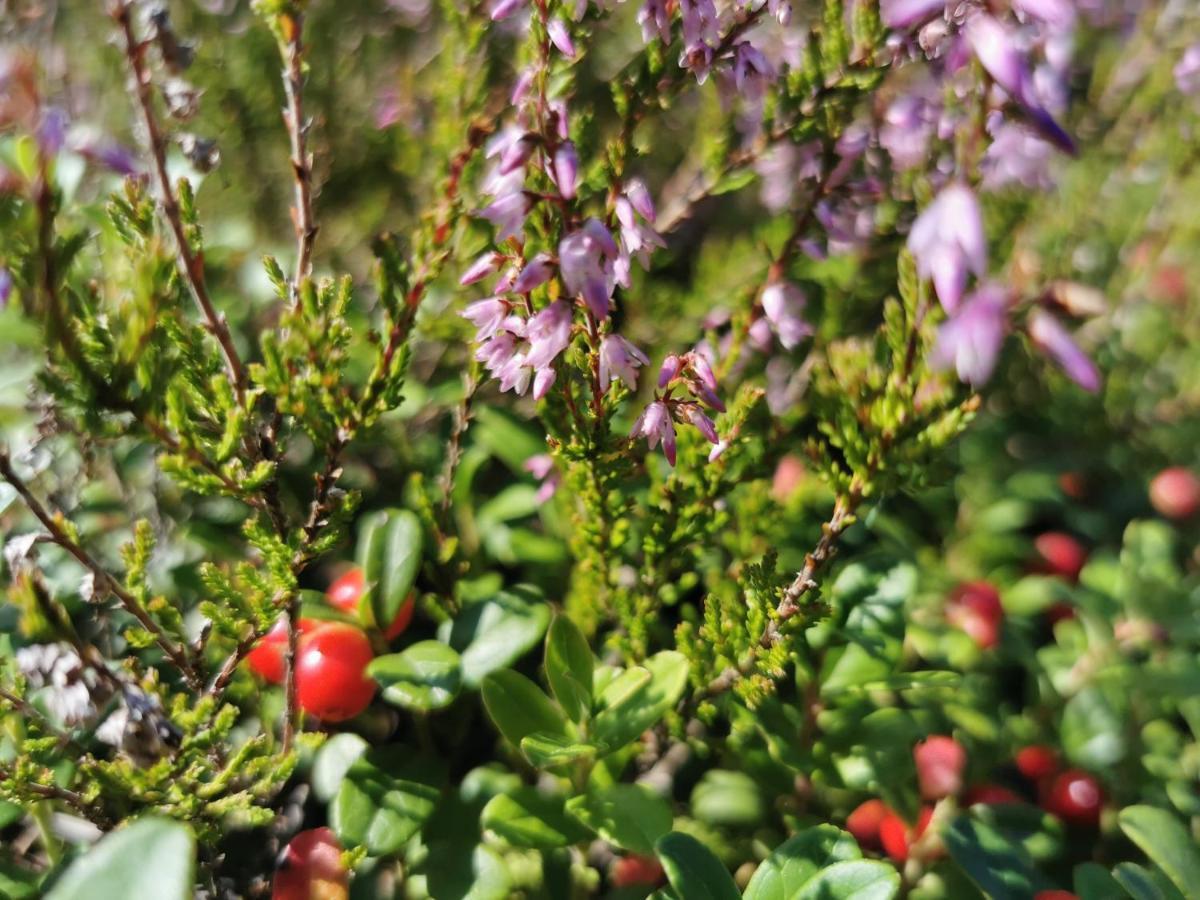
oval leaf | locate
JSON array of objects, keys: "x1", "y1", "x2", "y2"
[
  {"x1": 481, "y1": 669, "x2": 568, "y2": 751},
  {"x1": 592, "y1": 652, "x2": 689, "y2": 753},
  {"x1": 441, "y1": 586, "x2": 551, "y2": 686},
  {"x1": 743, "y1": 825, "x2": 863, "y2": 900},
  {"x1": 357, "y1": 508, "x2": 423, "y2": 630},
  {"x1": 481, "y1": 787, "x2": 594, "y2": 849},
  {"x1": 369, "y1": 641, "x2": 462, "y2": 711},
  {"x1": 655, "y1": 832, "x2": 739, "y2": 900},
  {"x1": 1118, "y1": 805, "x2": 1200, "y2": 896},
  {"x1": 312, "y1": 732, "x2": 369, "y2": 803},
  {"x1": 796, "y1": 860, "x2": 900, "y2": 900},
  {"x1": 46, "y1": 817, "x2": 195, "y2": 900},
  {"x1": 565, "y1": 784, "x2": 673, "y2": 855},
  {"x1": 545, "y1": 615, "x2": 594, "y2": 723},
  {"x1": 331, "y1": 749, "x2": 445, "y2": 856}
]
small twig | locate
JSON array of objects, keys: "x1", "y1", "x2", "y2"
[
  {"x1": 0, "y1": 450, "x2": 202, "y2": 691},
  {"x1": 280, "y1": 591, "x2": 300, "y2": 753},
  {"x1": 0, "y1": 765, "x2": 109, "y2": 827},
  {"x1": 111, "y1": 0, "x2": 247, "y2": 406},
  {"x1": 277, "y1": 10, "x2": 317, "y2": 293}
]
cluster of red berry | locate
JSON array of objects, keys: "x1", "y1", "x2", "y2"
[{"x1": 246, "y1": 568, "x2": 414, "y2": 721}]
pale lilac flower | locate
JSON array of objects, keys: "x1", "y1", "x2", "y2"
[
  {"x1": 748, "y1": 317, "x2": 774, "y2": 353},
  {"x1": 479, "y1": 192, "x2": 530, "y2": 242},
  {"x1": 732, "y1": 42, "x2": 775, "y2": 103},
  {"x1": 0, "y1": 268, "x2": 11, "y2": 309},
  {"x1": 475, "y1": 325, "x2": 525, "y2": 374},
  {"x1": 559, "y1": 219, "x2": 618, "y2": 319},
  {"x1": 532, "y1": 366, "x2": 557, "y2": 400},
  {"x1": 490, "y1": 0, "x2": 524, "y2": 20},
  {"x1": 548, "y1": 99, "x2": 570, "y2": 141},
  {"x1": 761, "y1": 281, "x2": 813, "y2": 350},
  {"x1": 638, "y1": 0, "x2": 671, "y2": 45},
  {"x1": 548, "y1": 18, "x2": 576, "y2": 58},
  {"x1": 37, "y1": 106, "x2": 68, "y2": 157},
  {"x1": 599, "y1": 335, "x2": 650, "y2": 390},
  {"x1": 512, "y1": 253, "x2": 555, "y2": 293},
  {"x1": 983, "y1": 119, "x2": 1055, "y2": 190},
  {"x1": 1176, "y1": 43, "x2": 1200, "y2": 96},
  {"x1": 907, "y1": 183, "x2": 986, "y2": 313},
  {"x1": 461, "y1": 252, "x2": 502, "y2": 285},
  {"x1": 462, "y1": 298, "x2": 509, "y2": 340},
  {"x1": 552, "y1": 142, "x2": 579, "y2": 199},
  {"x1": 625, "y1": 178, "x2": 656, "y2": 222},
  {"x1": 930, "y1": 284, "x2": 1009, "y2": 386},
  {"x1": 499, "y1": 134, "x2": 535, "y2": 175},
  {"x1": 1013, "y1": 0, "x2": 1075, "y2": 29},
  {"x1": 880, "y1": 94, "x2": 936, "y2": 171},
  {"x1": 658, "y1": 353, "x2": 682, "y2": 388},
  {"x1": 511, "y1": 68, "x2": 536, "y2": 105},
  {"x1": 524, "y1": 300, "x2": 573, "y2": 369},
  {"x1": 614, "y1": 196, "x2": 666, "y2": 284},
  {"x1": 708, "y1": 439, "x2": 729, "y2": 462},
  {"x1": 1028, "y1": 310, "x2": 1100, "y2": 392},
  {"x1": 881, "y1": 0, "x2": 944, "y2": 29},
  {"x1": 632, "y1": 400, "x2": 677, "y2": 465},
  {"x1": 768, "y1": 0, "x2": 791, "y2": 26},
  {"x1": 71, "y1": 133, "x2": 139, "y2": 176},
  {"x1": 524, "y1": 454, "x2": 561, "y2": 504},
  {"x1": 756, "y1": 142, "x2": 821, "y2": 212}
]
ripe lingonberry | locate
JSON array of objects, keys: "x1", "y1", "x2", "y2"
[
  {"x1": 326, "y1": 567, "x2": 415, "y2": 641},
  {"x1": 295, "y1": 623, "x2": 376, "y2": 722},
  {"x1": 846, "y1": 799, "x2": 889, "y2": 851},
  {"x1": 1041, "y1": 769, "x2": 1103, "y2": 827},
  {"x1": 1015, "y1": 745, "x2": 1060, "y2": 782},
  {"x1": 946, "y1": 581, "x2": 1004, "y2": 649},
  {"x1": 247, "y1": 618, "x2": 319, "y2": 684},
  {"x1": 914, "y1": 735, "x2": 967, "y2": 800},
  {"x1": 272, "y1": 827, "x2": 348, "y2": 900}
]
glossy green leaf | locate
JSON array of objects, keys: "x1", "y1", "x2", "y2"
[
  {"x1": 331, "y1": 749, "x2": 444, "y2": 856},
  {"x1": 356, "y1": 508, "x2": 423, "y2": 631},
  {"x1": 796, "y1": 860, "x2": 900, "y2": 899},
  {"x1": 655, "y1": 832, "x2": 740, "y2": 900},
  {"x1": 481, "y1": 669, "x2": 568, "y2": 751},
  {"x1": 369, "y1": 640, "x2": 462, "y2": 711},
  {"x1": 943, "y1": 815, "x2": 1052, "y2": 899},
  {"x1": 1118, "y1": 805, "x2": 1200, "y2": 896},
  {"x1": 545, "y1": 615, "x2": 593, "y2": 723},
  {"x1": 690, "y1": 769, "x2": 766, "y2": 828},
  {"x1": 742, "y1": 825, "x2": 863, "y2": 900},
  {"x1": 1112, "y1": 862, "x2": 1185, "y2": 900},
  {"x1": 312, "y1": 732, "x2": 369, "y2": 803},
  {"x1": 592, "y1": 651, "x2": 688, "y2": 753},
  {"x1": 441, "y1": 586, "x2": 551, "y2": 686},
  {"x1": 481, "y1": 787, "x2": 593, "y2": 849},
  {"x1": 46, "y1": 817, "x2": 194, "y2": 900},
  {"x1": 1073, "y1": 862, "x2": 1129, "y2": 900},
  {"x1": 565, "y1": 783, "x2": 673, "y2": 855},
  {"x1": 519, "y1": 732, "x2": 598, "y2": 768}
]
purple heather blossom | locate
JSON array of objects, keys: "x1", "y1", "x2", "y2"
[
  {"x1": 532, "y1": 365, "x2": 557, "y2": 400},
  {"x1": 881, "y1": 0, "x2": 944, "y2": 30},
  {"x1": 681, "y1": 404, "x2": 719, "y2": 444},
  {"x1": 638, "y1": 0, "x2": 671, "y2": 45},
  {"x1": 552, "y1": 142, "x2": 579, "y2": 199},
  {"x1": 489, "y1": 0, "x2": 523, "y2": 20},
  {"x1": 548, "y1": 99, "x2": 570, "y2": 141},
  {"x1": 559, "y1": 219, "x2": 618, "y2": 319},
  {"x1": 0, "y1": 268, "x2": 11, "y2": 309},
  {"x1": 983, "y1": 119, "x2": 1055, "y2": 190},
  {"x1": 461, "y1": 252, "x2": 502, "y2": 285},
  {"x1": 732, "y1": 42, "x2": 775, "y2": 103},
  {"x1": 524, "y1": 300, "x2": 573, "y2": 370},
  {"x1": 499, "y1": 134, "x2": 535, "y2": 175},
  {"x1": 930, "y1": 284, "x2": 1009, "y2": 386},
  {"x1": 524, "y1": 454, "x2": 561, "y2": 504},
  {"x1": 1176, "y1": 43, "x2": 1200, "y2": 96},
  {"x1": 632, "y1": 400, "x2": 677, "y2": 465},
  {"x1": 599, "y1": 334, "x2": 650, "y2": 390},
  {"x1": 761, "y1": 281, "x2": 813, "y2": 350},
  {"x1": 511, "y1": 68, "x2": 536, "y2": 105},
  {"x1": 756, "y1": 142, "x2": 821, "y2": 212},
  {"x1": 479, "y1": 192, "x2": 530, "y2": 242},
  {"x1": 614, "y1": 194, "x2": 665, "y2": 286},
  {"x1": 748, "y1": 317, "x2": 774, "y2": 353},
  {"x1": 625, "y1": 178, "x2": 656, "y2": 222},
  {"x1": 511, "y1": 254, "x2": 555, "y2": 294},
  {"x1": 1028, "y1": 310, "x2": 1100, "y2": 392},
  {"x1": 547, "y1": 18, "x2": 576, "y2": 58},
  {"x1": 1013, "y1": 0, "x2": 1075, "y2": 29},
  {"x1": 768, "y1": 0, "x2": 792, "y2": 26},
  {"x1": 461, "y1": 298, "x2": 509, "y2": 340},
  {"x1": 658, "y1": 354, "x2": 682, "y2": 388},
  {"x1": 36, "y1": 106, "x2": 68, "y2": 157},
  {"x1": 880, "y1": 94, "x2": 937, "y2": 171},
  {"x1": 907, "y1": 183, "x2": 986, "y2": 313}
]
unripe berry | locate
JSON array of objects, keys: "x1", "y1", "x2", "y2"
[
  {"x1": 1149, "y1": 467, "x2": 1200, "y2": 521},
  {"x1": 914, "y1": 735, "x2": 966, "y2": 800},
  {"x1": 273, "y1": 827, "x2": 348, "y2": 900}
]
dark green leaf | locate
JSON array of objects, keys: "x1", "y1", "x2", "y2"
[
  {"x1": 441, "y1": 586, "x2": 551, "y2": 686},
  {"x1": 46, "y1": 818, "x2": 194, "y2": 900},
  {"x1": 944, "y1": 815, "x2": 1052, "y2": 899},
  {"x1": 592, "y1": 652, "x2": 688, "y2": 753},
  {"x1": 545, "y1": 615, "x2": 593, "y2": 723},
  {"x1": 565, "y1": 784, "x2": 673, "y2": 855},
  {"x1": 796, "y1": 860, "x2": 900, "y2": 899},
  {"x1": 356, "y1": 508, "x2": 423, "y2": 631},
  {"x1": 1118, "y1": 805, "x2": 1200, "y2": 896},
  {"x1": 312, "y1": 732, "x2": 369, "y2": 803},
  {"x1": 742, "y1": 825, "x2": 862, "y2": 900},
  {"x1": 369, "y1": 641, "x2": 462, "y2": 711},
  {"x1": 481, "y1": 788, "x2": 594, "y2": 849},
  {"x1": 690, "y1": 770, "x2": 766, "y2": 828},
  {"x1": 654, "y1": 832, "x2": 739, "y2": 900},
  {"x1": 481, "y1": 669, "x2": 568, "y2": 751},
  {"x1": 331, "y1": 749, "x2": 445, "y2": 856}
]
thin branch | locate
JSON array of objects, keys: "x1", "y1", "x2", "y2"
[
  {"x1": 110, "y1": 0, "x2": 247, "y2": 406},
  {"x1": 0, "y1": 450, "x2": 202, "y2": 691},
  {"x1": 278, "y1": 11, "x2": 317, "y2": 292}
]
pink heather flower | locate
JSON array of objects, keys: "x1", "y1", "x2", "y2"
[
  {"x1": 880, "y1": 94, "x2": 936, "y2": 171},
  {"x1": 930, "y1": 284, "x2": 1009, "y2": 387},
  {"x1": 475, "y1": 324, "x2": 524, "y2": 373},
  {"x1": 599, "y1": 335, "x2": 650, "y2": 390},
  {"x1": 552, "y1": 142, "x2": 579, "y2": 200},
  {"x1": 638, "y1": 0, "x2": 671, "y2": 45},
  {"x1": 708, "y1": 439, "x2": 729, "y2": 462},
  {"x1": 524, "y1": 300, "x2": 573, "y2": 370},
  {"x1": 625, "y1": 178, "x2": 656, "y2": 222},
  {"x1": 768, "y1": 0, "x2": 791, "y2": 26},
  {"x1": 547, "y1": 18, "x2": 576, "y2": 58},
  {"x1": 532, "y1": 366, "x2": 557, "y2": 400},
  {"x1": 1028, "y1": 310, "x2": 1100, "y2": 393},
  {"x1": 461, "y1": 252, "x2": 502, "y2": 285},
  {"x1": 761, "y1": 282, "x2": 813, "y2": 350},
  {"x1": 548, "y1": 99, "x2": 570, "y2": 141},
  {"x1": 559, "y1": 219, "x2": 618, "y2": 319},
  {"x1": 881, "y1": 0, "x2": 944, "y2": 29},
  {"x1": 907, "y1": 183, "x2": 986, "y2": 314},
  {"x1": 658, "y1": 354, "x2": 682, "y2": 388},
  {"x1": 499, "y1": 134, "x2": 535, "y2": 175},
  {"x1": 478, "y1": 192, "x2": 530, "y2": 242},
  {"x1": 983, "y1": 120, "x2": 1055, "y2": 190},
  {"x1": 523, "y1": 454, "x2": 561, "y2": 504},
  {"x1": 681, "y1": 404, "x2": 719, "y2": 444},
  {"x1": 37, "y1": 106, "x2": 68, "y2": 157},
  {"x1": 680, "y1": 0, "x2": 719, "y2": 48},
  {"x1": 512, "y1": 253, "x2": 555, "y2": 293},
  {"x1": 732, "y1": 42, "x2": 775, "y2": 104},
  {"x1": 461, "y1": 298, "x2": 509, "y2": 341},
  {"x1": 0, "y1": 268, "x2": 11, "y2": 309},
  {"x1": 1012, "y1": 0, "x2": 1075, "y2": 30},
  {"x1": 489, "y1": 0, "x2": 524, "y2": 20},
  {"x1": 1176, "y1": 44, "x2": 1200, "y2": 96},
  {"x1": 511, "y1": 68, "x2": 536, "y2": 105},
  {"x1": 632, "y1": 400, "x2": 677, "y2": 465},
  {"x1": 614, "y1": 196, "x2": 666, "y2": 285}
]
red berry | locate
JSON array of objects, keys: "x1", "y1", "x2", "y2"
[
  {"x1": 273, "y1": 827, "x2": 348, "y2": 900},
  {"x1": 1041, "y1": 769, "x2": 1103, "y2": 827},
  {"x1": 611, "y1": 854, "x2": 665, "y2": 888},
  {"x1": 1034, "y1": 892, "x2": 1078, "y2": 900},
  {"x1": 247, "y1": 618, "x2": 319, "y2": 684},
  {"x1": 946, "y1": 582, "x2": 1004, "y2": 649},
  {"x1": 1015, "y1": 745, "x2": 1060, "y2": 782},
  {"x1": 1058, "y1": 472, "x2": 1087, "y2": 500},
  {"x1": 1034, "y1": 533, "x2": 1087, "y2": 583},
  {"x1": 878, "y1": 807, "x2": 933, "y2": 864},
  {"x1": 295, "y1": 623, "x2": 376, "y2": 722},
  {"x1": 963, "y1": 784, "x2": 1023, "y2": 806},
  {"x1": 1149, "y1": 468, "x2": 1200, "y2": 521},
  {"x1": 846, "y1": 799, "x2": 889, "y2": 851},
  {"x1": 914, "y1": 735, "x2": 967, "y2": 800},
  {"x1": 326, "y1": 568, "x2": 415, "y2": 641}
]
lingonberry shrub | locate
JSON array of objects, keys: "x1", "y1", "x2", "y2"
[{"x1": 2, "y1": 0, "x2": 1199, "y2": 897}]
